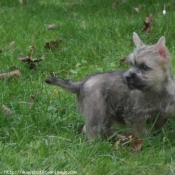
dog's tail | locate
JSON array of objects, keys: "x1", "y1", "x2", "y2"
[{"x1": 45, "y1": 76, "x2": 81, "y2": 94}]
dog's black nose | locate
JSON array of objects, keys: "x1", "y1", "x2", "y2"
[
  {"x1": 125, "y1": 75, "x2": 131, "y2": 82},
  {"x1": 125, "y1": 73, "x2": 136, "y2": 82},
  {"x1": 125, "y1": 73, "x2": 136, "y2": 81}
]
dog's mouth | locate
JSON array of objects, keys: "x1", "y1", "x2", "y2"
[{"x1": 124, "y1": 75, "x2": 149, "y2": 91}]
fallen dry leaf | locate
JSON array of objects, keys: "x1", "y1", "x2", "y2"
[
  {"x1": 0, "y1": 69, "x2": 21, "y2": 79},
  {"x1": 45, "y1": 39, "x2": 62, "y2": 49},
  {"x1": 134, "y1": 4, "x2": 140, "y2": 13},
  {"x1": 2, "y1": 104, "x2": 14, "y2": 116},
  {"x1": 19, "y1": 55, "x2": 45, "y2": 63},
  {"x1": 9, "y1": 41, "x2": 15, "y2": 50},
  {"x1": 132, "y1": 138, "x2": 143, "y2": 153},
  {"x1": 19, "y1": 54, "x2": 45, "y2": 69},
  {"x1": 142, "y1": 14, "x2": 153, "y2": 33},
  {"x1": 22, "y1": 45, "x2": 39, "y2": 69},
  {"x1": 19, "y1": 0, "x2": 23, "y2": 5},
  {"x1": 112, "y1": 2, "x2": 119, "y2": 8},
  {"x1": 28, "y1": 95, "x2": 34, "y2": 109},
  {"x1": 120, "y1": 134, "x2": 135, "y2": 145},
  {"x1": 47, "y1": 24, "x2": 56, "y2": 30},
  {"x1": 115, "y1": 134, "x2": 143, "y2": 153},
  {"x1": 145, "y1": 14, "x2": 153, "y2": 25}
]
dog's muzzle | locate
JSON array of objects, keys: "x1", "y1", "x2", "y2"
[{"x1": 124, "y1": 71, "x2": 147, "y2": 91}]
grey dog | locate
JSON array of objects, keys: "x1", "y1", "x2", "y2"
[{"x1": 45, "y1": 33, "x2": 175, "y2": 140}]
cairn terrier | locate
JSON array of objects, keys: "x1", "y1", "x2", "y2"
[{"x1": 45, "y1": 33, "x2": 175, "y2": 140}]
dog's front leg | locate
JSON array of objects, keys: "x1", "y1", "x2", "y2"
[
  {"x1": 131, "y1": 121, "x2": 147, "y2": 138},
  {"x1": 154, "y1": 117, "x2": 168, "y2": 130}
]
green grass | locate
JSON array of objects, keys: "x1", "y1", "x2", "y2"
[{"x1": 1, "y1": 0, "x2": 175, "y2": 174}]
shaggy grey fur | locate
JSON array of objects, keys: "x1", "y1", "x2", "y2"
[{"x1": 45, "y1": 33, "x2": 175, "y2": 140}]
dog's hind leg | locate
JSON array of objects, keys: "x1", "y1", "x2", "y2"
[{"x1": 81, "y1": 99, "x2": 114, "y2": 140}]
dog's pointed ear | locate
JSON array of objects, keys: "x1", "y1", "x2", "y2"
[
  {"x1": 155, "y1": 36, "x2": 169, "y2": 59},
  {"x1": 133, "y1": 32, "x2": 144, "y2": 48}
]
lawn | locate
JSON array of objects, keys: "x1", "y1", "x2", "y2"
[{"x1": 0, "y1": 0, "x2": 175, "y2": 174}]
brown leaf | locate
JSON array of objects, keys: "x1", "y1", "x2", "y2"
[
  {"x1": 19, "y1": 0, "x2": 23, "y2": 5},
  {"x1": 115, "y1": 134, "x2": 143, "y2": 153},
  {"x1": 28, "y1": 95, "x2": 34, "y2": 109},
  {"x1": 9, "y1": 41, "x2": 15, "y2": 50},
  {"x1": 115, "y1": 135, "x2": 132, "y2": 149},
  {"x1": 121, "y1": 134, "x2": 135, "y2": 144},
  {"x1": 142, "y1": 14, "x2": 153, "y2": 33},
  {"x1": 45, "y1": 40, "x2": 62, "y2": 49},
  {"x1": 132, "y1": 138, "x2": 143, "y2": 154},
  {"x1": 19, "y1": 45, "x2": 43, "y2": 68},
  {"x1": 2, "y1": 105, "x2": 14, "y2": 116},
  {"x1": 134, "y1": 5, "x2": 140, "y2": 13},
  {"x1": 19, "y1": 55, "x2": 45, "y2": 63},
  {"x1": 47, "y1": 24, "x2": 56, "y2": 30},
  {"x1": 0, "y1": 70, "x2": 21, "y2": 79},
  {"x1": 145, "y1": 14, "x2": 153, "y2": 24},
  {"x1": 19, "y1": 53, "x2": 45, "y2": 69},
  {"x1": 112, "y1": 2, "x2": 119, "y2": 8},
  {"x1": 19, "y1": 45, "x2": 45, "y2": 68}
]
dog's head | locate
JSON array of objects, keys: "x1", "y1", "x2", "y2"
[{"x1": 124, "y1": 33, "x2": 171, "y2": 92}]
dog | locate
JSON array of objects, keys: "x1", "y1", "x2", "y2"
[{"x1": 45, "y1": 33, "x2": 175, "y2": 140}]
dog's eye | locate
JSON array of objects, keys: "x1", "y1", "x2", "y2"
[{"x1": 139, "y1": 63, "x2": 150, "y2": 71}]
